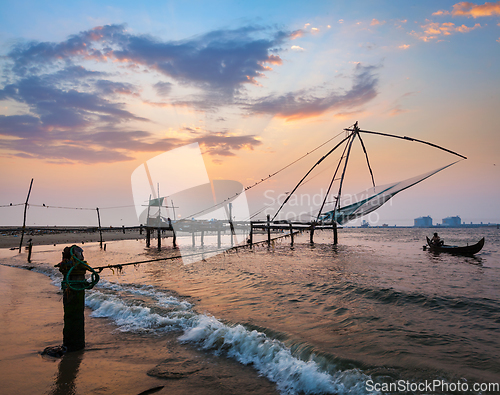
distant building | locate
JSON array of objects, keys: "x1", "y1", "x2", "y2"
[
  {"x1": 442, "y1": 216, "x2": 461, "y2": 227},
  {"x1": 414, "y1": 216, "x2": 432, "y2": 227}
]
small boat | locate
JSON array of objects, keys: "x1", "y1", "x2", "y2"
[{"x1": 425, "y1": 237, "x2": 485, "y2": 255}]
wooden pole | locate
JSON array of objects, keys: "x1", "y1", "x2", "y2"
[
  {"x1": 201, "y1": 230, "x2": 204, "y2": 247},
  {"x1": 333, "y1": 222, "x2": 338, "y2": 245},
  {"x1": 96, "y1": 208, "x2": 103, "y2": 249},
  {"x1": 157, "y1": 228, "x2": 161, "y2": 251},
  {"x1": 267, "y1": 214, "x2": 271, "y2": 247},
  {"x1": 146, "y1": 228, "x2": 151, "y2": 247},
  {"x1": 289, "y1": 222, "x2": 294, "y2": 247},
  {"x1": 27, "y1": 240, "x2": 33, "y2": 263},
  {"x1": 217, "y1": 226, "x2": 221, "y2": 248},
  {"x1": 140, "y1": 224, "x2": 143, "y2": 235},
  {"x1": 58, "y1": 246, "x2": 86, "y2": 352},
  {"x1": 310, "y1": 222, "x2": 315, "y2": 244},
  {"x1": 192, "y1": 231, "x2": 195, "y2": 247},
  {"x1": 229, "y1": 203, "x2": 234, "y2": 248},
  {"x1": 168, "y1": 218, "x2": 176, "y2": 248},
  {"x1": 19, "y1": 178, "x2": 34, "y2": 253},
  {"x1": 249, "y1": 222, "x2": 253, "y2": 246}
]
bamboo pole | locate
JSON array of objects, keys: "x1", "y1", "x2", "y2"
[
  {"x1": 96, "y1": 208, "x2": 103, "y2": 249},
  {"x1": 272, "y1": 134, "x2": 352, "y2": 221},
  {"x1": 267, "y1": 214, "x2": 271, "y2": 247},
  {"x1": 353, "y1": 128, "x2": 467, "y2": 160},
  {"x1": 19, "y1": 178, "x2": 34, "y2": 253},
  {"x1": 249, "y1": 222, "x2": 253, "y2": 246},
  {"x1": 157, "y1": 228, "x2": 161, "y2": 251}
]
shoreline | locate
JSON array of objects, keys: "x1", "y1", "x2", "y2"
[
  {"x1": 0, "y1": 228, "x2": 146, "y2": 249},
  {"x1": 0, "y1": 264, "x2": 279, "y2": 395}
]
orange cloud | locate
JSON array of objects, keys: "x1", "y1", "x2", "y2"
[
  {"x1": 399, "y1": 44, "x2": 411, "y2": 49},
  {"x1": 451, "y1": 1, "x2": 500, "y2": 17},
  {"x1": 263, "y1": 54, "x2": 283, "y2": 65},
  {"x1": 497, "y1": 37, "x2": 500, "y2": 42},
  {"x1": 412, "y1": 21, "x2": 481, "y2": 41},
  {"x1": 371, "y1": 19, "x2": 383, "y2": 26},
  {"x1": 434, "y1": 1, "x2": 500, "y2": 18},
  {"x1": 289, "y1": 30, "x2": 305, "y2": 40}
]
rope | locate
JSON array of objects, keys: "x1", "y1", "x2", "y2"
[
  {"x1": 177, "y1": 131, "x2": 347, "y2": 222},
  {"x1": 62, "y1": 246, "x2": 100, "y2": 291},
  {"x1": 29, "y1": 204, "x2": 136, "y2": 210}
]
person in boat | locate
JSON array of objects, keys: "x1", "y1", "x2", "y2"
[{"x1": 431, "y1": 232, "x2": 444, "y2": 246}]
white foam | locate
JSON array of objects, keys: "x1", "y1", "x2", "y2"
[
  {"x1": 179, "y1": 315, "x2": 375, "y2": 395},
  {"x1": 84, "y1": 283, "x2": 378, "y2": 395}
]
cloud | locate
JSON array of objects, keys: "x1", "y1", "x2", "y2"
[
  {"x1": 245, "y1": 64, "x2": 379, "y2": 121},
  {"x1": 194, "y1": 132, "x2": 262, "y2": 156},
  {"x1": 371, "y1": 19, "x2": 386, "y2": 26},
  {"x1": 434, "y1": 1, "x2": 500, "y2": 18},
  {"x1": 153, "y1": 81, "x2": 173, "y2": 96},
  {"x1": 289, "y1": 29, "x2": 305, "y2": 40},
  {"x1": 0, "y1": 75, "x2": 147, "y2": 131},
  {"x1": 95, "y1": 80, "x2": 139, "y2": 97},
  {"x1": 0, "y1": 115, "x2": 262, "y2": 163},
  {"x1": 110, "y1": 26, "x2": 288, "y2": 94},
  {"x1": 0, "y1": 24, "x2": 300, "y2": 163},
  {"x1": 411, "y1": 21, "x2": 481, "y2": 41},
  {"x1": 399, "y1": 44, "x2": 411, "y2": 49},
  {"x1": 6, "y1": 24, "x2": 291, "y2": 96},
  {"x1": 291, "y1": 45, "x2": 305, "y2": 51}
]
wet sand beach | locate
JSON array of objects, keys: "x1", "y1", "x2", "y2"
[{"x1": 0, "y1": 264, "x2": 278, "y2": 395}]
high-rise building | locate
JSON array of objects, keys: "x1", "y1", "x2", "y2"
[
  {"x1": 442, "y1": 216, "x2": 461, "y2": 227},
  {"x1": 414, "y1": 216, "x2": 432, "y2": 227}
]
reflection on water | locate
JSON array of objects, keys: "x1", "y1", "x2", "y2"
[{"x1": 50, "y1": 351, "x2": 83, "y2": 395}]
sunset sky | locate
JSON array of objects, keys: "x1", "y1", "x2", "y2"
[{"x1": 1, "y1": 0, "x2": 499, "y2": 226}]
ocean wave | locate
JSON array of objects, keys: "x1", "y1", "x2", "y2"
[
  {"x1": 334, "y1": 282, "x2": 500, "y2": 323},
  {"x1": 85, "y1": 282, "x2": 377, "y2": 395}
]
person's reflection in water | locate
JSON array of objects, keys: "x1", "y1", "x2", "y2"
[{"x1": 50, "y1": 351, "x2": 83, "y2": 395}]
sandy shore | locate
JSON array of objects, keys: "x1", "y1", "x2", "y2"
[
  {"x1": 0, "y1": 262, "x2": 278, "y2": 395},
  {"x1": 0, "y1": 228, "x2": 146, "y2": 249}
]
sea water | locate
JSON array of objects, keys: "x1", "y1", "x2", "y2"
[{"x1": 1, "y1": 227, "x2": 499, "y2": 394}]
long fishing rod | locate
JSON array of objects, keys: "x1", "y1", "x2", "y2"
[{"x1": 92, "y1": 229, "x2": 304, "y2": 272}]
